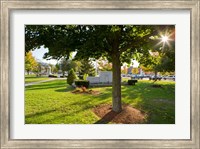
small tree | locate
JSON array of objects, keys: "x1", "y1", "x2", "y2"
[
  {"x1": 25, "y1": 51, "x2": 38, "y2": 75},
  {"x1": 79, "y1": 59, "x2": 96, "y2": 76},
  {"x1": 33, "y1": 62, "x2": 42, "y2": 76},
  {"x1": 67, "y1": 68, "x2": 77, "y2": 85},
  {"x1": 83, "y1": 73, "x2": 88, "y2": 80},
  {"x1": 60, "y1": 58, "x2": 81, "y2": 76}
]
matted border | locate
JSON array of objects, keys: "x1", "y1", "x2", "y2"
[{"x1": 1, "y1": 0, "x2": 199, "y2": 148}]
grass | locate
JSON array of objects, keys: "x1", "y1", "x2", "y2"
[
  {"x1": 25, "y1": 75, "x2": 50, "y2": 83},
  {"x1": 121, "y1": 77, "x2": 131, "y2": 82},
  {"x1": 25, "y1": 80, "x2": 175, "y2": 124}
]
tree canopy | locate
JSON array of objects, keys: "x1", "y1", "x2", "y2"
[{"x1": 27, "y1": 26, "x2": 159, "y2": 58}]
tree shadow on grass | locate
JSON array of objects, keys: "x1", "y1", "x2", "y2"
[
  {"x1": 120, "y1": 82, "x2": 175, "y2": 124},
  {"x1": 25, "y1": 102, "x2": 93, "y2": 124},
  {"x1": 94, "y1": 111, "x2": 118, "y2": 124},
  {"x1": 121, "y1": 81, "x2": 169, "y2": 100},
  {"x1": 25, "y1": 81, "x2": 66, "y2": 91},
  {"x1": 26, "y1": 84, "x2": 64, "y2": 91},
  {"x1": 55, "y1": 86, "x2": 74, "y2": 92},
  {"x1": 39, "y1": 113, "x2": 69, "y2": 124},
  {"x1": 26, "y1": 109, "x2": 56, "y2": 119}
]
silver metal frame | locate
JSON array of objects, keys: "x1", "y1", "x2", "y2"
[{"x1": 1, "y1": 1, "x2": 199, "y2": 148}]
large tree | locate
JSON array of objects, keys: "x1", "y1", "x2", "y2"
[{"x1": 25, "y1": 25, "x2": 173, "y2": 112}]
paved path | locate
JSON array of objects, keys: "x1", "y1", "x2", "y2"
[{"x1": 25, "y1": 78, "x2": 66, "y2": 87}]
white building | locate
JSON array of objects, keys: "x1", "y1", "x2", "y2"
[{"x1": 87, "y1": 71, "x2": 112, "y2": 84}]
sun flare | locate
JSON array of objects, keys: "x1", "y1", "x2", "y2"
[{"x1": 161, "y1": 36, "x2": 169, "y2": 42}]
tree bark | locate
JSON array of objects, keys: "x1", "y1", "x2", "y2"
[
  {"x1": 154, "y1": 70, "x2": 158, "y2": 81},
  {"x1": 111, "y1": 51, "x2": 122, "y2": 113}
]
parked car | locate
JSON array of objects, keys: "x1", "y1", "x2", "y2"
[
  {"x1": 131, "y1": 74, "x2": 144, "y2": 80},
  {"x1": 143, "y1": 74, "x2": 151, "y2": 78},
  {"x1": 163, "y1": 75, "x2": 175, "y2": 81},
  {"x1": 121, "y1": 74, "x2": 126, "y2": 77},
  {"x1": 149, "y1": 75, "x2": 162, "y2": 80},
  {"x1": 57, "y1": 71, "x2": 68, "y2": 78},
  {"x1": 127, "y1": 74, "x2": 132, "y2": 77}
]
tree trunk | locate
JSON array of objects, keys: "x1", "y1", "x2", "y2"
[
  {"x1": 111, "y1": 51, "x2": 122, "y2": 113},
  {"x1": 154, "y1": 70, "x2": 158, "y2": 81}
]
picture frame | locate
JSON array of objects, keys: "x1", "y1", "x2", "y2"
[{"x1": 1, "y1": 0, "x2": 199, "y2": 148}]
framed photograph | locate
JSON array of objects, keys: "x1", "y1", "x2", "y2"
[{"x1": 1, "y1": 0, "x2": 199, "y2": 148}]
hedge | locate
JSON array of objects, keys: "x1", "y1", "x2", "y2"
[
  {"x1": 128, "y1": 80, "x2": 138, "y2": 85},
  {"x1": 75, "y1": 80, "x2": 90, "y2": 88},
  {"x1": 48, "y1": 74, "x2": 57, "y2": 78}
]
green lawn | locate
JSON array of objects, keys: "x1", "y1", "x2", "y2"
[
  {"x1": 25, "y1": 75, "x2": 50, "y2": 83},
  {"x1": 25, "y1": 80, "x2": 175, "y2": 124}
]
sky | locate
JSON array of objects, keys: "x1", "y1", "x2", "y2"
[
  {"x1": 31, "y1": 46, "x2": 58, "y2": 65},
  {"x1": 31, "y1": 46, "x2": 139, "y2": 67}
]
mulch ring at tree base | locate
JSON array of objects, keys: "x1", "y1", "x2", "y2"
[
  {"x1": 71, "y1": 88, "x2": 101, "y2": 95},
  {"x1": 93, "y1": 104, "x2": 147, "y2": 124}
]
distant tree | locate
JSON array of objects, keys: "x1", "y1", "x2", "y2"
[
  {"x1": 121, "y1": 65, "x2": 127, "y2": 74},
  {"x1": 25, "y1": 51, "x2": 38, "y2": 75},
  {"x1": 139, "y1": 65, "x2": 152, "y2": 72},
  {"x1": 49, "y1": 64, "x2": 58, "y2": 74},
  {"x1": 67, "y1": 68, "x2": 77, "y2": 85},
  {"x1": 55, "y1": 63, "x2": 60, "y2": 70},
  {"x1": 60, "y1": 58, "x2": 81, "y2": 76},
  {"x1": 79, "y1": 59, "x2": 96, "y2": 76},
  {"x1": 59, "y1": 59, "x2": 68, "y2": 75},
  {"x1": 33, "y1": 62, "x2": 42, "y2": 76},
  {"x1": 132, "y1": 68, "x2": 139, "y2": 74},
  {"x1": 139, "y1": 50, "x2": 162, "y2": 78},
  {"x1": 98, "y1": 60, "x2": 112, "y2": 71},
  {"x1": 53, "y1": 66, "x2": 59, "y2": 74}
]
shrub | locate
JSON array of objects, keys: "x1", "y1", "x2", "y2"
[
  {"x1": 83, "y1": 73, "x2": 88, "y2": 80},
  {"x1": 67, "y1": 69, "x2": 77, "y2": 85},
  {"x1": 75, "y1": 80, "x2": 90, "y2": 88},
  {"x1": 128, "y1": 80, "x2": 138, "y2": 85},
  {"x1": 78, "y1": 75, "x2": 83, "y2": 80},
  {"x1": 48, "y1": 74, "x2": 57, "y2": 78}
]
